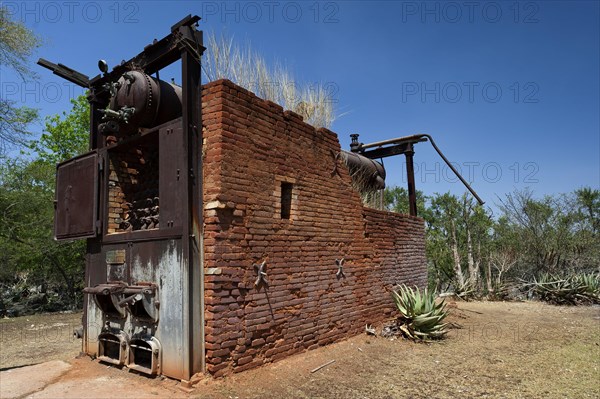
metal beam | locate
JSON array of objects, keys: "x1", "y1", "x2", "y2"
[
  {"x1": 37, "y1": 59, "x2": 90, "y2": 87},
  {"x1": 358, "y1": 140, "x2": 426, "y2": 160},
  {"x1": 89, "y1": 15, "x2": 203, "y2": 92},
  {"x1": 178, "y1": 17, "x2": 204, "y2": 381}
]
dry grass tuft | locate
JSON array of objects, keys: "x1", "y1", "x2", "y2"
[{"x1": 202, "y1": 31, "x2": 340, "y2": 128}]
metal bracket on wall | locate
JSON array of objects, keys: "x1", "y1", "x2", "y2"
[
  {"x1": 330, "y1": 150, "x2": 342, "y2": 178},
  {"x1": 335, "y1": 258, "x2": 345, "y2": 279},
  {"x1": 253, "y1": 261, "x2": 268, "y2": 288}
]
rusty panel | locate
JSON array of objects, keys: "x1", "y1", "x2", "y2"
[
  {"x1": 129, "y1": 239, "x2": 184, "y2": 378},
  {"x1": 54, "y1": 151, "x2": 98, "y2": 240},
  {"x1": 159, "y1": 122, "x2": 184, "y2": 231}
]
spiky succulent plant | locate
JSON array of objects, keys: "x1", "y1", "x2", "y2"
[
  {"x1": 391, "y1": 284, "x2": 449, "y2": 341},
  {"x1": 527, "y1": 272, "x2": 600, "y2": 305}
]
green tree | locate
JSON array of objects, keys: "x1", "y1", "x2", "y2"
[
  {"x1": 0, "y1": 95, "x2": 89, "y2": 314},
  {"x1": 574, "y1": 187, "x2": 600, "y2": 235},
  {"x1": 383, "y1": 186, "x2": 428, "y2": 216},
  {"x1": 0, "y1": 159, "x2": 85, "y2": 310},
  {"x1": 424, "y1": 192, "x2": 492, "y2": 294},
  {"x1": 29, "y1": 95, "x2": 90, "y2": 164},
  {"x1": 498, "y1": 189, "x2": 570, "y2": 274},
  {"x1": 0, "y1": 6, "x2": 42, "y2": 155},
  {"x1": 496, "y1": 187, "x2": 599, "y2": 281}
]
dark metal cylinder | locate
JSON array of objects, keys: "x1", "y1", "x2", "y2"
[
  {"x1": 341, "y1": 150, "x2": 386, "y2": 191},
  {"x1": 109, "y1": 70, "x2": 182, "y2": 134}
]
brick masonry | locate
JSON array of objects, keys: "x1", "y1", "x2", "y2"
[{"x1": 201, "y1": 79, "x2": 427, "y2": 376}]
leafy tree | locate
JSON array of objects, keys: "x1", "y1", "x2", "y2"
[
  {"x1": 499, "y1": 189, "x2": 570, "y2": 274},
  {"x1": 0, "y1": 6, "x2": 42, "y2": 155},
  {"x1": 0, "y1": 95, "x2": 89, "y2": 314},
  {"x1": 428, "y1": 193, "x2": 469, "y2": 290},
  {"x1": 29, "y1": 95, "x2": 90, "y2": 164},
  {"x1": 494, "y1": 187, "x2": 599, "y2": 286},
  {"x1": 0, "y1": 159, "x2": 85, "y2": 310},
  {"x1": 384, "y1": 187, "x2": 494, "y2": 295},
  {"x1": 0, "y1": 7, "x2": 41, "y2": 78},
  {"x1": 574, "y1": 187, "x2": 600, "y2": 235},
  {"x1": 383, "y1": 186, "x2": 428, "y2": 216}
]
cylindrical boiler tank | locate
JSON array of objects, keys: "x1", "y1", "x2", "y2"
[
  {"x1": 107, "y1": 70, "x2": 183, "y2": 134},
  {"x1": 340, "y1": 150, "x2": 386, "y2": 191}
]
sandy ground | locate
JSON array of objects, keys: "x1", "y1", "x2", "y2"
[{"x1": 0, "y1": 301, "x2": 598, "y2": 399}]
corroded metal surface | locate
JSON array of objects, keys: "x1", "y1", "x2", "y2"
[
  {"x1": 54, "y1": 152, "x2": 98, "y2": 240},
  {"x1": 340, "y1": 150, "x2": 386, "y2": 191},
  {"x1": 46, "y1": 15, "x2": 205, "y2": 381}
]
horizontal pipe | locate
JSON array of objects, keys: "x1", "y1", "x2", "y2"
[
  {"x1": 353, "y1": 133, "x2": 485, "y2": 206},
  {"x1": 359, "y1": 134, "x2": 427, "y2": 150}
]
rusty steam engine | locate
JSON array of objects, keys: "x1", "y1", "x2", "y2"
[
  {"x1": 39, "y1": 14, "x2": 408, "y2": 382},
  {"x1": 40, "y1": 15, "x2": 205, "y2": 381}
]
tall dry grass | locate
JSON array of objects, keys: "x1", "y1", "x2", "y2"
[{"x1": 202, "y1": 31, "x2": 340, "y2": 128}]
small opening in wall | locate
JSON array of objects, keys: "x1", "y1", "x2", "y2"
[{"x1": 280, "y1": 182, "x2": 293, "y2": 219}]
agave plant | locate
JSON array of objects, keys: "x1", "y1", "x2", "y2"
[
  {"x1": 391, "y1": 284, "x2": 449, "y2": 341},
  {"x1": 575, "y1": 273, "x2": 600, "y2": 301},
  {"x1": 525, "y1": 272, "x2": 600, "y2": 305}
]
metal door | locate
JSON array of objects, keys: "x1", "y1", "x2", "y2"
[{"x1": 54, "y1": 151, "x2": 98, "y2": 240}]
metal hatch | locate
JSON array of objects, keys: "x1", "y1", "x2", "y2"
[{"x1": 54, "y1": 151, "x2": 99, "y2": 240}]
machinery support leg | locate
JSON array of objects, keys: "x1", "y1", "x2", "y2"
[{"x1": 405, "y1": 144, "x2": 417, "y2": 217}]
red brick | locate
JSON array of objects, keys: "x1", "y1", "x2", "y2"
[{"x1": 201, "y1": 79, "x2": 426, "y2": 377}]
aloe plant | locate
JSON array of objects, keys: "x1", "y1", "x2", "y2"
[
  {"x1": 525, "y1": 272, "x2": 600, "y2": 305},
  {"x1": 575, "y1": 273, "x2": 600, "y2": 299},
  {"x1": 391, "y1": 285, "x2": 449, "y2": 341}
]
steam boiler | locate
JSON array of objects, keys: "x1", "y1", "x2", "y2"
[
  {"x1": 42, "y1": 15, "x2": 205, "y2": 383},
  {"x1": 41, "y1": 14, "x2": 389, "y2": 383}
]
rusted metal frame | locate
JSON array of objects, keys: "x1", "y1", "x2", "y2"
[
  {"x1": 89, "y1": 36, "x2": 176, "y2": 91},
  {"x1": 420, "y1": 133, "x2": 485, "y2": 206},
  {"x1": 404, "y1": 143, "x2": 418, "y2": 217},
  {"x1": 358, "y1": 134, "x2": 428, "y2": 150},
  {"x1": 37, "y1": 58, "x2": 90, "y2": 87},
  {"x1": 54, "y1": 151, "x2": 99, "y2": 239},
  {"x1": 353, "y1": 133, "x2": 484, "y2": 206},
  {"x1": 82, "y1": 94, "x2": 106, "y2": 357},
  {"x1": 102, "y1": 229, "x2": 183, "y2": 244},
  {"x1": 102, "y1": 117, "x2": 181, "y2": 152},
  {"x1": 88, "y1": 96, "x2": 101, "y2": 150},
  {"x1": 83, "y1": 283, "x2": 126, "y2": 295},
  {"x1": 100, "y1": 122, "x2": 185, "y2": 243},
  {"x1": 179, "y1": 23, "x2": 204, "y2": 379},
  {"x1": 88, "y1": 15, "x2": 200, "y2": 93},
  {"x1": 98, "y1": 148, "x2": 111, "y2": 239},
  {"x1": 354, "y1": 140, "x2": 420, "y2": 216},
  {"x1": 355, "y1": 139, "x2": 427, "y2": 160},
  {"x1": 350, "y1": 139, "x2": 424, "y2": 216}
]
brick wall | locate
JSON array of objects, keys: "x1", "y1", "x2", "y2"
[{"x1": 201, "y1": 79, "x2": 426, "y2": 376}]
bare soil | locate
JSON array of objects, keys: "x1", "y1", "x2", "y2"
[
  {"x1": 0, "y1": 311, "x2": 82, "y2": 370},
  {"x1": 1, "y1": 301, "x2": 598, "y2": 398}
]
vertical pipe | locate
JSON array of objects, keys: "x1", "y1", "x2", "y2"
[{"x1": 405, "y1": 143, "x2": 417, "y2": 216}]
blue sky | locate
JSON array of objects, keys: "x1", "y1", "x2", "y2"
[{"x1": 2, "y1": 1, "x2": 598, "y2": 212}]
